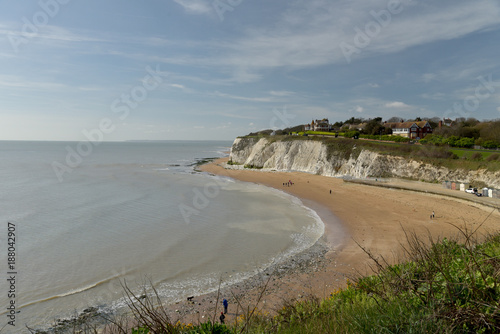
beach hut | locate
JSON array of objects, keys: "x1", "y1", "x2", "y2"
[
  {"x1": 451, "y1": 182, "x2": 456, "y2": 190},
  {"x1": 488, "y1": 189, "x2": 493, "y2": 198},
  {"x1": 460, "y1": 183, "x2": 465, "y2": 192},
  {"x1": 482, "y1": 188, "x2": 489, "y2": 197},
  {"x1": 445, "y1": 181, "x2": 452, "y2": 189},
  {"x1": 494, "y1": 189, "x2": 500, "y2": 199}
]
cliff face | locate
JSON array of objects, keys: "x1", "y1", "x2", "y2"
[{"x1": 229, "y1": 137, "x2": 500, "y2": 188}]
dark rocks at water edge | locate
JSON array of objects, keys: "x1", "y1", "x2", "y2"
[
  {"x1": 169, "y1": 239, "x2": 331, "y2": 318},
  {"x1": 30, "y1": 307, "x2": 107, "y2": 334},
  {"x1": 192, "y1": 157, "x2": 220, "y2": 170}
]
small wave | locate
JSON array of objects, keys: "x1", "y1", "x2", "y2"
[
  {"x1": 203, "y1": 149, "x2": 230, "y2": 157},
  {"x1": 10, "y1": 272, "x2": 129, "y2": 312},
  {"x1": 249, "y1": 184, "x2": 325, "y2": 237}
]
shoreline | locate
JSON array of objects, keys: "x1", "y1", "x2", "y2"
[
  {"x1": 179, "y1": 157, "x2": 500, "y2": 325},
  {"x1": 47, "y1": 156, "x2": 500, "y2": 332}
]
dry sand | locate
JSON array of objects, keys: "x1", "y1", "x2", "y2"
[{"x1": 165, "y1": 158, "x2": 500, "y2": 326}]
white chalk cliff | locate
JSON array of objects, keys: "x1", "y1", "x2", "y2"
[{"x1": 228, "y1": 137, "x2": 500, "y2": 188}]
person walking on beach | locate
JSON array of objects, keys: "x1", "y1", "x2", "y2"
[
  {"x1": 223, "y1": 298, "x2": 228, "y2": 314},
  {"x1": 330, "y1": 189, "x2": 332, "y2": 194},
  {"x1": 220, "y1": 311, "x2": 225, "y2": 324}
]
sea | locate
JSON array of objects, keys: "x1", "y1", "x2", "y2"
[{"x1": 0, "y1": 140, "x2": 325, "y2": 332}]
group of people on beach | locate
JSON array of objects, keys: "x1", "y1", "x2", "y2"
[
  {"x1": 283, "y1": 180, "x2": 294, "y2": 187},
  {"x1": 219, "y1": 298, "x2": 228, "y2": 323}
]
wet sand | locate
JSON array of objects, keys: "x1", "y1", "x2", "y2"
[{"x1": 163, "y1": 158, "x2": 500, "y2": 327}]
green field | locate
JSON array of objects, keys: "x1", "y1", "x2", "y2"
[
  {"x1": 450, "y1": 148, "x2": 499, "y2": 160},
  {"x1": 294, "y1": 131, "x2": 337, "y2": 136}
]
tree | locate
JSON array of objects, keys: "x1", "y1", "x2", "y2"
[
  {"x1": 387, "y1": 116, "x2": 402, "y2": 123},
  {"x1": 464, "y1": 118, "x2": 479, "y2": 127},
  {"x1": 458, "y1": 126, "x2": 480, "y2": 139},
  {"x1": 362, "y1": 117, "x2": 383, "y2": 135},
  {"x1": 428, "y1": 117, "x2": 441, "y2": 129},
  {"x1": 479, "y1": 120, "x2": 500, "y2": 143},
  {"x1": 344, "y1": 117, "x2": 363, "y2": 125}
]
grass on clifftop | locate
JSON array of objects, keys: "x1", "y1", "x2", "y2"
[{"x1": 58, "y1": 221, "x2": 500, "y2": 333}]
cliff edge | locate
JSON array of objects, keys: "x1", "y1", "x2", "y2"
[{"x1": 228, "y1": 137, "x2": 500, "y2": 188}]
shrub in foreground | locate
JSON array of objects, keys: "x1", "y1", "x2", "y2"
[{"x1": 257, "y1": 231, "x2": 500, "y2": 333}]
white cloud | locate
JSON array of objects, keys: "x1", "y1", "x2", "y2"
[
  {"x1": 172, "y1": 0, "x2": 212, "y2": 14},
  {"x1": 422, "y1": 73, "x2": 436, "y2": 83},
  {"x1": 225, "y1": 1, "x2": 498, "y2": 68},
  {"x1": 215, "y1": 122, "x2": 232, "y2": 129},
  {"x1": 497, "y1": 107, "x2": 500, "y2": 112},
  {"x1": 214, "y1": 112, "x2": 257, "y2": 120},
  {"x1": 420, "y1": 62, "x2": 498, "y2": 84},
  {"x1": 214, "y1": 91, "x2": 274, "y2": 103},
  {"x1": 385, "y1": 101, "x2": 411, "y2": 109},
  {"x1": 8, "y1": 25, "x2": 106, "y2": 46},
  {"x1": 101, "y1": 1, "x2": 500, "y2": 89},
  {"x1": 170, "y1": 84, "x2": 185, "y2": 89},
  {"x1": 0, "y1": 75, "x2": 68, "y2": 91},
  {"x1": 354, "y1": 106, "x2": 364, "y2": 113}
]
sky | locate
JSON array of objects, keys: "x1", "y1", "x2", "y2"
[{"x1": 1, "y1": 0, "x2": 500, "y2": 141}]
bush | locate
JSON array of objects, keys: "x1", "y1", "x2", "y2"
[
  {"x1": 482, "y1": 140, "x2": 499, "y2": 149},
  {"x1": 470, "y1": 152, "x2": 483, "y2": 161},
  {"x1": 344, "y1": 130, "x2": 360, "y2": 138},
  {"x1": 354, "y1": 232, "x2": 500, "y2": 333},
  {"x1": 270, "y1": 231, "x2": 500, "y2": 334},
  {"x1": 486, "y1": 153, "x2": 500, "y2": 162},
  {"x1": 420, "y1": 134, "x2": 446, "y2": 146},
  {"x1": 453, "y1": 137, "x2": 475, "y2": 148},
  {"x1": 414, "y1": 147, "x2": 456, "y2": 160},
  {"x1": 359, "y1": 134, "x2": 410, "y2": 142}
]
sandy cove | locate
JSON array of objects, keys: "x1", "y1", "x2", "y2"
[{"x1": 161, "y1": 158, "x2": 500, "y2": 327}]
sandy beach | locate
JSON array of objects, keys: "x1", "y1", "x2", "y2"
[{"x1": 160, "y1": 157, "x2": 500, "y2": 327}]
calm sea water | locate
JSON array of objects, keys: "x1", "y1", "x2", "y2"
[{"x1": 0, "y1": 140, "x2": 324, "y2": 331}]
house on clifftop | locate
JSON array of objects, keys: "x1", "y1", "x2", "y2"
[
  {"x1": 384, "y1": 121, "x2": 433, "y2": 139},
  {"x1": 304, "y1": 119, "x2": 331, "y2": 131}
]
